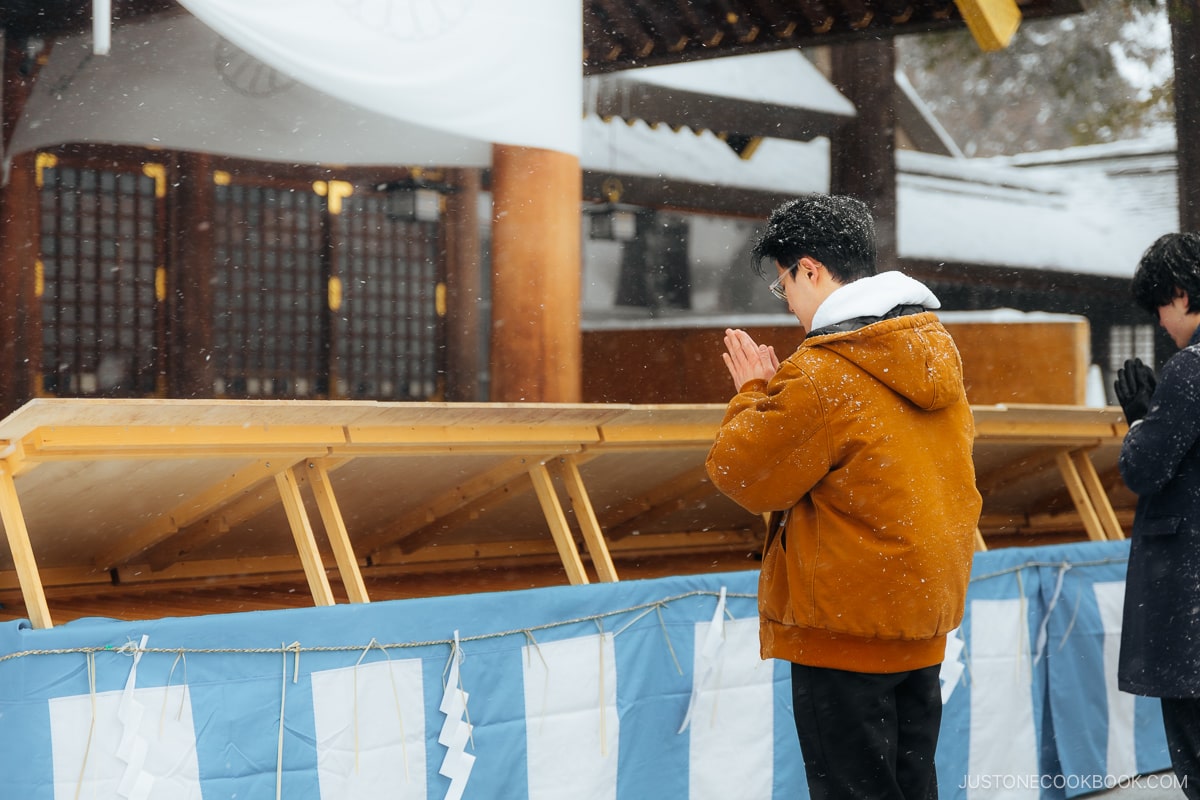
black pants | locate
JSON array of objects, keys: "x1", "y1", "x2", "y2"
[
  {"x1": 1162, "y1": 697, "x2": 1200, "y2": 800},
  {"x1": 791, "y1": 662, "x2": 942, "y2": 800}
]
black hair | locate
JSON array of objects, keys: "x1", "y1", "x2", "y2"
[
  {"x1": 749, "y1": 194, "x2": 877, "y2": 283},
  {"x1": 1131, "y1": 232, "x2": 1200, "y2": 315}
]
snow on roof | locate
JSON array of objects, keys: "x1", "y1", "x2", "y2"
[
  {"x1": 1001, "y1": 128, "x2": 1176, "y2": 168},
  {"x1": 582, "y1": 115, "x2": 1174, "y2": 278},
  {"x1": 996, "y1": 131, "x2": 1179, "y2": 259},
  {"x1": 594, "y1": 50, "x2": 855, "y2": 117},
  {"x1": 896, "y1": 150, "x2": 1147, "y2": 276},
  {"x1": 581, "y1": 114, "x2": 830, "y2": 195}
]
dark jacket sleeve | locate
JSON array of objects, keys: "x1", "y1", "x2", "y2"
[{"x1": 1120, "y1": 347, "x2": 1200, "y2": 498}]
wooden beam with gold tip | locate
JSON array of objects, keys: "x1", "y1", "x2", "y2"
[{"x1": 953, "y1": 0, "x2": 1021, "y2": 51}]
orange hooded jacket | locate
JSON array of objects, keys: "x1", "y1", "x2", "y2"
[{"x1": 706, "y1": 308, "x2": 982, "y2": 673}]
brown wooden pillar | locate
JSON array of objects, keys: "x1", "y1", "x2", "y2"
[
  {"x1": 1171, "y1": 0, "x2": 1200, "y2": 232},
  {"x1": 489, "y1": 145, "x2": 582, "y2": 403},
  {"x1": 0, "y1": 36, "x2": 39, "y2": 415},
  {"x1": 166, "y1": 152, "x2": 217, "y2": 398},
  {"x1": 443, "y1": 167, "x2": 484, "y2": 401},
  {"x1": 829, "y1": 38, "x2": 898, "y2": 269}
]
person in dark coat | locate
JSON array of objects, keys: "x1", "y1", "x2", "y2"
[{"x1": 1115, "y1": 231, "x2": 1200, "y2": 799}]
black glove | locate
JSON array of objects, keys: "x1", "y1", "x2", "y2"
[{"x1": 1114, "y1": 358, "x2": 1157, "y2": 423}]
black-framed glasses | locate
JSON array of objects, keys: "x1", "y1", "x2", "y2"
[{"x1": 769, "y1": 265, "x2": 798, "y2": 301}]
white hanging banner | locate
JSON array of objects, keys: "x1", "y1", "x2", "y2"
[
  {"x1": 310, "y1": 659, "x2": 428, "y2": 800},
  {"x1": 49, "y1": 684, "x2": 202, "y2": 799},
  {"x1": 1094, "y1": 581, "x2": 1138, "y2": 782},
  {"x1": 176, "y1": 0, "x2": 581, "y2": 156},
  {"x1": 686, "y1": 616, "x2": 774, "y2": 800},
  {"x1": 93, "y1": 0, "x2": 112, "y2": 55},
  {"x1": 9, "y1": 2, "x2": 580, "y2": 170},
  {"x1": 967, "y1": 598, "x2": 1040, "y2": 799},
  {"x1": 523, "y1": 633, "x2": 619, "y2": 800}
]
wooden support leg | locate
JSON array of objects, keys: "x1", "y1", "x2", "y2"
[
  {"x1": 1055, "y1": 450, "x2": 1108, "y2": 542},
  {"x1": 974, "y1": 527, "x2": 988, "y2": 552},
  {"x1": 0, "y1": 468, "x2": 53, "y2": 628},
  {"x1": 1069, "y1": 450, "x2": 1125, "y2": 540},
  {"x1": 555, "y1": 457, "x2": 619, "y2": 582},
  {"x1": 275, "y1": 468, "x2": 336, "y2": 606},
  {"x1": 308, "y1": 462, "x2": 370, "y2": 603},
  {"x1": 528, "y1": 462, "x2": 589, "y2": 585}
]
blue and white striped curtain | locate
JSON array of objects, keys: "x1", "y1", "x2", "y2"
[{"x1": 0, "y1": 540, "x2": 1170, "y2": 799}]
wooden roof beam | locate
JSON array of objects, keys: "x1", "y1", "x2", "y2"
[
  {"x1": 591, "y1": 0, "x2": 656, "y2": 59},
  {"x1": 635, "y1": 4, "x2": 691, "y2": 52},
  {"x1": 743, "y1": 0, "x2": 809, "y2": 39},
  {"x1": 875, "y1": 0, "x2": 916, "y2": 23},
  {"x1": 791, "y1": 0, "x2": 837, "y2": 34},
  {"x1": 711, "y1": 0, "x2": 763, "y2": 43},
  {"x1": 584, "y1": 13, "x2": 626, "y2": 64},
  {"x1": 834, "y1": 0, "x2": 876, "y2": 29},
  {"x1": 653, "y1": 0, "x2": 727, "y2": 48}
]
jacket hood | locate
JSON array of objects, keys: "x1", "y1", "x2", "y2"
[
  {"x1": 808, "y1": 273, "x2": 965, "y2": 411},
  {"x1": 810, "y1": 271, "x2": 941, "y2": 330}
]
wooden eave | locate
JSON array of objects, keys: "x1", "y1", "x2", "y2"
[
  {"x1": 580, "y1": 0, "x2": 1083, "y2": 73},
  {"x1": 0, "y1": 0, "x2": 1084, "y2": 75}
]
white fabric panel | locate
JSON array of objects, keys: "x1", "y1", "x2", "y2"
[
  {"x1": 10, "y1": 15, "x2": 492, "y2": 168},
  {"x1": 48, "y1": 685, "x2": 201, "y2": 800},
  {"x1": 1093, "y1": 580, "x2": 1137, "y2": 780},
  {"x1": 176, "y1": 0, "x2": 582, "y2": 156},
  {"x1": 310, "y1": 659, "x2": 428, "y2": 800},
  {"x1": 688, "y1": 616, "x2": 774, "y2": 800},
  {"x1": 968, "y1": 598, "x2": 1040, "y2": 800},
  {"x1": 523, "y1": 633, "x2": 619, "y2": 800}
]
